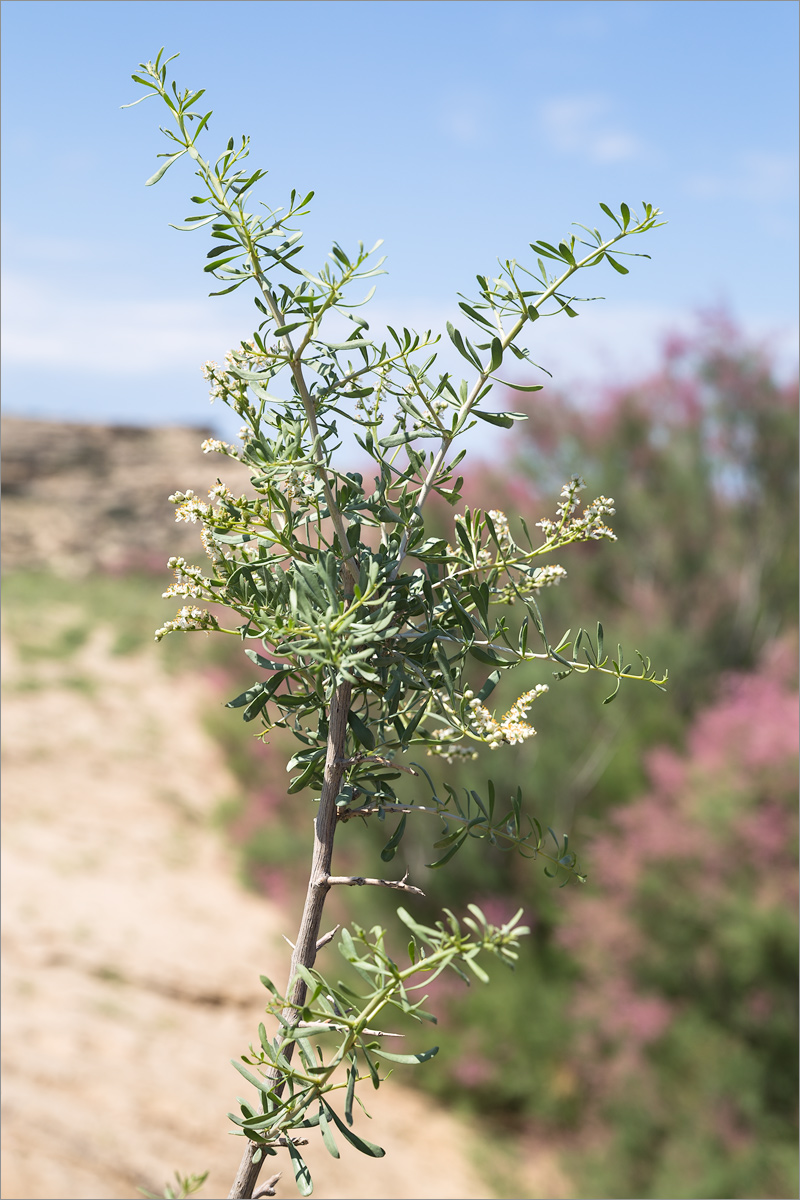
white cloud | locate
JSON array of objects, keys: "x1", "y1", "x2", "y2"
[
  {"x1": 1, "y1": 275, "x2": 247, "y2": 374},
  {"x1": 4, "y1": 276, "x2": 795, "y2": 462},
  {"x1": 538, "y1": 94, "x2": 647, "y2": 164}
]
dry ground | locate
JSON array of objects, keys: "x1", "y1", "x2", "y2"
[{"x1": 1, "y1": 620, "x2": 570, "y2": 1200}]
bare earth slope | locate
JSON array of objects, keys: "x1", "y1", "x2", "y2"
[{"x1": 1, "y1": 628, "x2": 500, "y2": 1200}]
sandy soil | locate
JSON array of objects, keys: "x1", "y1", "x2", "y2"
[{"x1": 1, "y1": 622, "x2": 570, "y2": 1200}]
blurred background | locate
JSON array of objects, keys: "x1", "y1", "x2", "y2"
[{"x1": 2, "y1": 3, "x2": 797, "y2": 1199}]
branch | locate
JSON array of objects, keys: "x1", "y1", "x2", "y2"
[
  {"x1": 296, "y1": 1020, "x2": 404, "y2": 1038},
  {"x1": 389, "y1": 229, "x2": 653, "y2": 579},
  {"x1": 326, "y1": 873, "x2": 425, "y2": 897},
  {"x1": 337, "y1": 754, "x2": 418, "y2": 776}
]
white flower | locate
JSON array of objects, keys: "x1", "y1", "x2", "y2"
[
  {"x1": 169, "y1": 490, "x2": 212, "y2": 523},
  {"x1": 154, "y1": 606, "x2": 219, "y2": 642},
  {"x1": 201, "y1": 437, "x2": 240, "y2": 459},
  {"x1": 162, "y1": 556, "x2": 211, "y2": 599}
]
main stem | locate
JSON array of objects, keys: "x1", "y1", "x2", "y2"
[{"x1": 228, "y1": 679, "x2": 352, "y2": 1200}]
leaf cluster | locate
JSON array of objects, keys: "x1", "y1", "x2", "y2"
[{"x1": 228, "y1": 907, "x2": 528, "y2": 1194}]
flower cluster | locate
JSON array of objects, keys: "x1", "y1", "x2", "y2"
[
  {"x1": 200, "y1": 525, "x2": 231, "y2": 566},
  {"x1": 536, "y1": 477, "x2": 617, "y2": 544},
  {"x1": 464, "y1": 685, "x2": 549, "y2": 748},
  {"x1": 208, "y1": 481, "x2": 234, "y2": 504},
  {"x1": 201, "y1": 341, "x2": 262, "y2": 415},
  {"x1": 162, "y1": 555, "x2": 212, "y2": 600},
  {"x1": 496, "y1": 562, "x2": 568, "y2": 604},
  {"x1": 154, "y1": 605, "x2": 220, "y2": 642},
  {"x1": 426, "y1": 726, "x2": 480, "y2": 764},
  {"x1": 169, "y1": 489, "x2": 212, "y2": 523},
  {"x1": 282, "y1": 468, "x2": 321, "y2": 505},
  {"x1": 432, "y1": 684, "x2": 550, "y2": 751},
  {"x1": 557, "y1": 475, "x2": 585, "y2": 521},
  {"x1": 497, "y1": 686, "x2": 550, "y2": 744},
  {"x1": 201, "y1": 437, "x2": 240, "y2": 459}
]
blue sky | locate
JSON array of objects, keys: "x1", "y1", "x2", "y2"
[{"x1": 2, "y1": 0, "x2": 797, "y2": 449}]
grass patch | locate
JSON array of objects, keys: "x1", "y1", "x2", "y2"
[{"x1": 1, "y1": 570, "x2": 244, "y2": 674}]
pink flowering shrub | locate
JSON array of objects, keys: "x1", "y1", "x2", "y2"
[{"x1": 560, "y1": 639, "x2": 798, "y2": 1198}]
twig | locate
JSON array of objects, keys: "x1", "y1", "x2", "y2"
[
  {"x1": 326, "y1": 872, "x2": 425, "y2": 897},
  {"x1": 297, "y1": 1020, "x2": 403, "y2": 1037},
  {"x1": 336, "y1": 754, "x2": 418, "y2": 776}
]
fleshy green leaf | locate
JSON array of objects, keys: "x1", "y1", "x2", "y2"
[
  {"x1": 287, "y1": 1140, "x2": 313, "y2": 1196},
  {"x1": 145, "y1": 149, "x2": 187, "y2": 186}
]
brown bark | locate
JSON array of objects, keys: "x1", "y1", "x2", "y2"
[{"x1": 228, "y1": 679, "x2": 352, "y2": 1200}]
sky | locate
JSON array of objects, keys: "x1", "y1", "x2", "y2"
[{"x1": 2, "y1": 0, "x2": 798, "y2": 451}]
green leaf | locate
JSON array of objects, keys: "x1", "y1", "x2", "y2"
[
  {"x1": 345, "y1": 1063, "x2": 357, "y2": 1125},
  {"x1": 244, "y1": 650, "x2": 286, "y2": 671},
  {"x1": 379, "y1": 430, "x2": 412, "y2": 449},
  {"x1": 489, "y1": 336, "x2": 503, "y2": 371},
  {"x1": 458, "y1": 301, "x2": 493, "y2": 328},
  {"x1": 274, "y1": 321, "x2": 305, "y2": 336},
  {"x1": 288, "y1": 756, "x2": 322, "y2": 794},
  {"x1": 427, "y1": 831, "x2": 468, "y2": 868},
  {"x1": 347, "y1": 710, "x2": 375, "y2": 750},
  {"x1": 243, "y1": 688, "x2": 270, "y2": 723},
  {"x1": 231, "y1": 1059, "x2": 267, "y2": 1095},
  {"x1": 323, "y1": 1103, "x2": 386, "y2": 1157},
  {"x1": 169, "y1": 214, "x2": 217, "y2": 231},
  {"x1": 375, "y1": 1046, "x2": 439, "y2": 1065},
  {"x1": 473, "y1": 410, "x2": 513, "y2": 429},
  {"x1": 318, "y1": 1103, "x2": 340, "y2": 1159},
  {"x1": 465, "y1": 957, "x2": 490, "y2": 983},
  {"x1": 287, "y1": 1140, "x2": 313, "y2": 1196},
  {"x1": 476, "y1": 670, "x2": 501, "y2": 702},
  {"x1": 145, "y1": 149, "x2": 186, "y2": 186},
  {"x1": 446, "y1": 322, "x2": 481, "y2": 369},
  {"x1": 599, "y1": 202, "x2": 622, "y2": 228},
  {"x1": 468, "y1": 644, "x2": 509, "y2": 666},
  {"x1": 605, "y1": 253, "x2": 629, "y2": 275},
  {"x1": 226, "y1": 683, "x2": 264, "y2": 710},
  {"x1": 380, "y1": 814, "x2": 407, "y2": 862},
  {"x1": 318, "y1": 338, "x2": 371, "y2": 351},
  {"x1": 203, "y1": 253, "x2": 241, "y2": 273}
]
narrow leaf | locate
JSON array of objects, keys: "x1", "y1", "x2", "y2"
[
  {"x1": 375, "y1": 1046, "x2": 439, "y2": 1065},
  {"x1": 145, "y1": 150, "x2": 186, "y2": 186},
  {"x1": 287, "y1": 1140, "x2": 313, "y2": 1196},
  {"x1": 318, "y1": 1104, "x2": 340, "y2": 1159},
  {"x1": 323, "y1": 1104, "x2": 386, "y2": 1157}
]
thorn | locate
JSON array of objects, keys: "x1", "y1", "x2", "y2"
[
  {"x1": 252, "y1": 1173, "x2": 282, "y2": 1199},
  {"x1": 316, "y1": 925, "x2": 340, "y2": 952}
]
